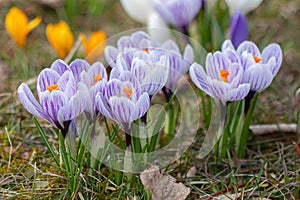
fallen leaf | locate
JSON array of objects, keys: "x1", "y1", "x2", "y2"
[{"x1": 140, "y1": 165, "x2": 190, "y2": 200}]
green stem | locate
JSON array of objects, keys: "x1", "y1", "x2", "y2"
[
  {"x1": 237, "y1": 93, "x2": 259, "y2": 158},
  {"x1": 199, "y1": 100, "x2": 227, "y2": 159}
]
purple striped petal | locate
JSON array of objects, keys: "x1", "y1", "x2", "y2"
[
  {"x1": 37, "y1": 69, "x2": 61, "y2": 96},
  {"x1": 57, "y1": 83, "x2": 89, "y2": 126},
  {"x1": 139, "y1": 65, "x2": 168, "y2": 95},
  {"x1": 40, "y1": 90, "x2": 68, "y2": 125},
  {"x1": 117, "y1": 71, "x2": 140, "y2": 90},
  {"x1": 69, "y1": 59, "x2": 90, "y2": 83},
  {"x1": 95, "y1": 92, "x2": 113, "y2": 120},
  {"x1": 226, "y1": 83, "x2": 250, "y2": 102},
  {"x1": 262, "y1": 43, "x2": 282, "y2": 76},
  {"x1": 154, "y1": 0, "x2": 201, "y2": 31},
  {"x1": 206, "y1": 52, "x2": 231, "y2": 80},
  {"x1": 162, "y1": 40, "x2": 180, "y2": 53},
  {"x1": 109, "y1": 96, "x2": 136, "y2": 126},
  {"x1": 223, "y1": 48, "x2": 239, "y2": 64},
  {"x1": 50, "y1": 59, "x2": 70, "y2": 75},
  {"x1": 222, "y1": 40, "x2": 235, "y2": 52},
  {"x1": 189, "y1": 63, "x2": 210, "y2": 95},
  {"x1": 18, "y1": 83, "x2": 51, "y2": 123},
  {"x1": 133, "y1": 92, "x2": 150, "y2": 120},
  {"x1": 237, "y1": 41, "x2": 261, "y2": 57},
  {"x1": 57, "y1": 71, "x2": 76, "y2": 97},
  {"x1": 104, "y1": 79, "x2": 123, "y2": 100},
  {"x1": 182, "y1": 44, "x2": 194, "y2": 70},
  {"x1": 243, "y1": 63, "x2": 273, "y2": 92},
  {"x1": 227, "y1": 63, "x2": 243, "y2": 88},
  {"x1": 104, "y1": 46, "x2": 119, "y2": 68},
  {"x1": 131, "y1": 31, "x2": 152, "y2": 46},
  {"x1": 90, "y1": 62, "x2": 108, "y2": 80},
  {"x1": 118, "y1": 36, "x2": 133, "y2": 50},
  {"x1": 208, "y1": 79, "x2": 231, "y2": 105}
]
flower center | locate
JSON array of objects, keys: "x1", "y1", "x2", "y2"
[
  {"x1": 93, "y1": 74, "x2": 103, "y2": 84},
  {"x1": 220, "y1": 69, "x2": 229, "y2": 83},
  {"x1": 253, "y1": 56, "x2": 262, "y2": 63},
  {"x1": 122, "y1": 88, "x2": 133, "y2": 99},
  {"x1": 143, "y1": 48, "x2": 149, "y2": 54},
  {"x1": 46, "y1": 84, "x2": 59, "y2": 92}
]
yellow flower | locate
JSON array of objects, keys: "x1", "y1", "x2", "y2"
[
  {"x1": 5, "y1": 7, "x2": 41, "y2": 47},
  {"x1": 46, "y1": 21, "x2": 74, "y2": 59},
  {"x1": 80, "y1": 31, "x2": 106, "y2": 63}
]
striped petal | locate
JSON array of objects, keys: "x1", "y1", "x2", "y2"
[
  {"x1": 18, "y1": 83, "x2": 51, "y2": 123},
  {"x1": 226, "y1": 83, "x2": 250, "y2": 102},
  {"x1": 262, "y1": 43, "x2": 282, "y2": 76},
  {"x1": 243, "y1": 63, "x2": 273, "y2": 92},
  {"x1": 189, "y1": 63, "x2": 210, "y2": 95}
]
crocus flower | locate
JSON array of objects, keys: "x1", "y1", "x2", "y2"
[
  {"x1": 95, "y1": 73, "x2": 150, "y2": 132},
  {"x1": 112, "y1": 49, "x2": 169, "y2": 97},
  {"x1": 105, "y1": 31, "x2": 159, "y2": 69},
  {"x1": 189, "y1": 52, "x2": 250, "y2": 105},
  {"x1": 225, "y1": 0, "x2": 263, "y2": 14},
  {"x1": 153, "y1": 0, "x2": 202, "y2": 34},
  {"x1": 5, "y1": 7, "x2": 41, "y2": 47},
  {"x1": 119, "y1": 0, "x2": 170, "y2": 42},
  {"x1": 230, "y1": 11, "x2": 248, "y2": 49},
  {"x1": 222, "y1": 40, "x2": 282, "y2": 93},
  {"x1": 18, "y1": 59, "x2": 89, "y2": 137},
  {"x1": 80, "y1": 31, "x2": 107, "y2": 63},
  {"x1": 79, "y1": 62, "x2": 108, "y2": 121},
  {"x1": 105, "y1": 31, "x2": 169, "y2": 97},
  {"x1": 46, "y1": 21, "x2": 74, "y2": 59},
  {"x1": 161, "y1": 40, "x2": 194, "y2": 96}
]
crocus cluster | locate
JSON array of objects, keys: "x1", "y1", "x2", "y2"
[
  {"x1": 18, "y1": 31, "x2": 194, "y2": 140},
  {"x1": 105, "y1": 31, "x2": 194, "y2": 100},
  {"x1": 190, "y1": 40, "x2": 282, "y2": 105}
]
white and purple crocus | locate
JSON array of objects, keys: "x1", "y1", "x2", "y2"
[
  {"x1": 95, "y1": 72, "x2": 150, "y2": 146},
  {"x1": 189, "y1": 51, "x2": 251, "y2": 105},
  {"x1": 161, "y1": 40, "x2": 194, "y2": 100},
  {"x1": 154, "y1": 0, "x2": 202, "y2": 34},
  {"x1": 105, "y1": 31, "x2": 169, "y2": 98},
  {"x1": 222, "y1": 40, "x2": 282, "y2": 93},
  {"x1": 18, "y1": 59, "x2": 90, "y2": 137}
]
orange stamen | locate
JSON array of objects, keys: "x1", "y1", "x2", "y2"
[
  {"x1": 122, "y1": 88, "x2": 133, "y2": 98},
  {"x1": 93, "y1": 74, "x2": 102, "y2": 84},
  {"x1": 220, "y1": 69, "x2": 229, "y2": 83},
  {"x1": 253, "y1": 56, "x2": 262, "y2": 63},
  {"x1": 46, "y1": 84, "x2": 59, "y2": 92},
  {"x1": 143, "y1": 48, "x2": 149, "y2": 54}
]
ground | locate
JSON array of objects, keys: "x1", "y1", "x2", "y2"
[{"x1": 0, "y1": 0, "x2": 299, "y2": 199}]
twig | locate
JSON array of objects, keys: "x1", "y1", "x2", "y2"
[
  {"x1": 64, "y1": 36, "x2": 82, "y2": 64},
  {"x1": 249, "y1": 123, "x2": 298, "y2": 135}
]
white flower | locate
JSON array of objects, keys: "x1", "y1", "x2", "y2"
[
  {"x1": 225, "y1": 0, "x2": 263, "y2": 14},
  {"x1": 120, "y1": 0, "x2": 170, "y2": 43}
]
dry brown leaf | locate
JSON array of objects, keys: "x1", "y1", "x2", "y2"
[{"x1": 140, "y1": 165, "x2": 190, "y2": 200}]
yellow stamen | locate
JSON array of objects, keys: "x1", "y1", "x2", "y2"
[
  {"x1": 93, "y1": 74, "x2": 103, "y2": 84},
  {"x1": 220, "y1": 69, "x2": 229, "y2": 83},
  {"x1": 253, "y1": 56, "x2": 262, "y2": 63},
  {"x1": 46, "y1": 84, "x2": 59, "y2": 92},
  {"x1": 122, "y1": 88, "x2": 133, "y2": 99}
]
